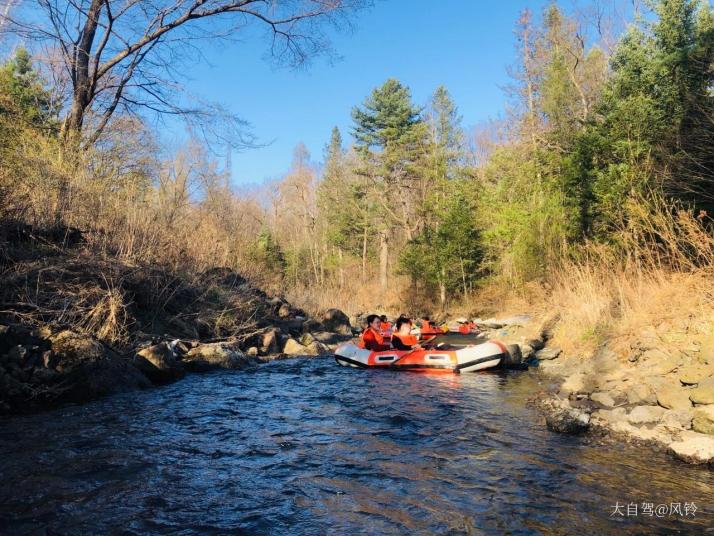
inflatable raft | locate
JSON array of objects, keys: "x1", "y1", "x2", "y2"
[{"x1": 334, "y1": 337, "x2": 507, "y2": 373}]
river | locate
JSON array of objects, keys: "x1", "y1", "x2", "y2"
[{"x1": 1, "y1": 357, "x2": 712, "y2": 534}]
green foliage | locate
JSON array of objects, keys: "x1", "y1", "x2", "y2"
[
  {"x1": 250, "y1": 229, "x2": 286, "y2": 277},
  {"x1": 0, "y1": 48, "x2": 58, "y2": 130},
  {"x1": 399, "y1": 183, "x2": 483, "y2": 300}
]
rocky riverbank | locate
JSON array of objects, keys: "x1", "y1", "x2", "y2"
[
  {"x1": 0, "y1": 226, "x2": 354, "y2": 415},
  {"x1": 0, "y1": 310, "x2": 352, "y2": 415},
  {"x1": 475, "y1": 314, "x2": 714, "y2": 466}
]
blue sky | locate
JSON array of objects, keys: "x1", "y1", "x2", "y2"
[{"x1": 179, "y1": 0, "x2": 556, "y2": 185}]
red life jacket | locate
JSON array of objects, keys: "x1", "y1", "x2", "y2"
[
  {"x1": 392, "y1": 332, "x2": 418, "y2": 350},
  {"x1": 359, "y1": 327, "x2": 389, "y2": 351}
]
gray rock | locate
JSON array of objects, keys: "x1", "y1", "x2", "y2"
[
  {"x1": 692, "y1": 406, "x2": 714, "y2": 435},
  {"x1": 183, "y1": 342, "x2": 254, "y2": 372},
  {"x1": 306, "y1": 341, "x2": 330, "y2": 356},
  {"x1": 261, "y1": 328, "x2": 281, "y2": 354},
  {"x1": 679, "y1": 365, "x2": 713, "y2": 385},
  {"x1": 661, "y1": 409, "x2": 694, "y2": 430},
  {"x1": 283, "y1": 338, "x2": 308, "y2": 356},
  {"x1": 656, "y1": 385, "x2": 692, "y2": 410},
  {"x1": 561, "y1": 373, "x2": 589, "y2": 394},
  {"x1": 627, "y1": 383, "x2": 657, "y2": 405},
  {"x1": 690, "y1": 376, "x2": 714, "y2": 405},
  {"x1": 47, "y1": 331, "x2": 151, "y2": 403},
  {"x1": 133, "y1": 342, "x2": 185, "y2": 384},
  {"x1": 591, "y1": 391, "x2": 616, "y2": 408},
  {"x1": 627, "y1": 405, "x2": 666, "y2": 425},
  {"x1": 536, "y1": 347, "x2": 562, "y2": 360},
  {"x1": 641, "y1": 349, "x2": 680, "y2": 375},
  {"x1": 478, "y1": 318, "x2": 504, "y2": 329},
  {"x1": 320, "y1": 309, "x2": 352, "y2": 335},
  {"x1": 668, "y1": 431, "x2": 714, "y2": 464},
  {"x1": 543, "y1": 398, "x2": 590, "y2": 434}
]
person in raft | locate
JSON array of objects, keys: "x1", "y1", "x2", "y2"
[
  {"x1": 391, "y1": 317, "x2": 423, "y2": 351},
  {"x1": 379, "y1": 314, "x2": 392, "y2": 337},
  {"x1": 359, "y1": 314, "x2": 392, "y2": 351}
]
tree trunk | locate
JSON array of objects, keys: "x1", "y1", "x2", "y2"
[
  {"x1": 460, "y1": 257, "x2": 468, "y2": 298},
  {"x1": 361, "y1": 227, "x2": 368, "y2": 282},
  {"x1": 62, "y1": 0, "x2": 104, "y2": 140},
  {"x1": 439, "y1": 279, "x2": 446, "y2": 310},
  {"x1": 379, "y1": 230, "x2": 388, "y2": 291},
  {"x1": 338, "y1": 247, "x2": 345, "y2": 289}
]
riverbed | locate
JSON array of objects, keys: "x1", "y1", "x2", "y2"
[{"x1": 1, "y1": 357, "x2": 711, "y2": 534}]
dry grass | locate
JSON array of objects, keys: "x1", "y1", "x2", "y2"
[
  {"x1": 546, "y1": 203, "x2": 714, "y2": 358},
  {"x1": 284, "y1": 274, "x2": 410, "y2": 318}
]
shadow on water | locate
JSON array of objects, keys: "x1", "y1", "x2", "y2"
[{"x1": 0, "y1": 357, "x2": 712, "y2": 535}]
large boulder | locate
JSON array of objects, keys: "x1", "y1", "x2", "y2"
[
  {"x1": 640, "y1": 349, "x2": 680, "y2": 375},
  {"x1": 261, "y1": 328, "x2": 281, "y2": 355},
  {"x1": 668, "y1": 431, "x2": 714, "y2": 464},
  {"x1": 542, "y1": 398, "x2": 590, "y2": 434},
  {"x1": 692, "y1": 406, "x2": 714, "y2": 435},
  {"x1": 183, "y1": 342, "x2": 255, "y2": 372},
  {"x1": 320, "y1": 309, "x2": 352, "y2": 335},
  {"x1": 133, "y1": 342, "x2": 185, "y2": 384},
  {"x1": 48, "y1": 330, "x2": 150, "y2": 403},
  {"x1": 591, "y1": 391, "x2": 616, "y2": 408},
  {"x1": 679, "y1": 365, "x2": 713, "y2": 385},
  {"x1": 282, "y1": 338, "x2": 309, "y2": 356},
  {"x1": 626, "y1": 383, "x2": 657, "y2": 405},
  {"x1": 690, "y1": 376, "x2": 714, "y2": 405},
  {"x1": 627, "y1": 405, "x2": 666, "y2": 425},
  {"x1": 656, "y1": 384, "x2": 692, "y2": 411}
]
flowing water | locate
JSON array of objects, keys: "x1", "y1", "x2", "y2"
[{"x1": 1, "y1": 357, "x2": 712, "y2": 535}]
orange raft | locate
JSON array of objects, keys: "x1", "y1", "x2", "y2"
[{"x1": 334, "y1": 337, "x2": 507, "y2": 373}]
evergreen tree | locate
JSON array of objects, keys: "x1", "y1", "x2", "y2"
[{"x1": 0, "y1": 48, "x2": 57, "y2": 130}]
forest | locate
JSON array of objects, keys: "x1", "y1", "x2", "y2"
[{"x1": 0, "y1": 0, "x2": 712, "y2": 355}]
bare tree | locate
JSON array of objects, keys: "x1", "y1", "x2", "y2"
[{"x1": 4, "y1": 0, "x2": 368, "y2": 147}]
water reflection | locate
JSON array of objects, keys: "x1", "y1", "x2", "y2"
[{"x1": 0, "y1": 357, "x2": 711, "y2": 535}]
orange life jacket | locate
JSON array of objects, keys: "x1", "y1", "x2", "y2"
[{"x1": 359, "y1": 327, "x2": 389, "y2": 351}]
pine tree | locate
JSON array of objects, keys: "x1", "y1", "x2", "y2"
[{"x1": 0, "y1": 48, "x2": 57, "y2": 130}]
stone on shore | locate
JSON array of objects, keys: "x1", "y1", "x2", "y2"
[
  {"x1": 692, "y1": 406, "x2": 714, "y2": 435},
  {"x1": 543, "y1": 398, "x2": 590, "y2": 434},
  {"x1": 261, "y1": 328, "x2": 281, "y2": 355},
  {"x1": 627, "y1": 405, "x2": 666, "y2": 425},
  {"x1": 668, "y1": 431, "x2": 714, "y2": 464},
  {"x1": 282, "y1": 338, "x2": 309, "y2": 356},
  {"x1": 679, "y1": 365, "x2": 712, "y2": 385},
  {"x1": 134, "y1": 342, "x2": 185, "y2": 384},
  {"x1": 536, "y1": 347, "x2": 562, "y2": 360},
  {"x1": 656, "y1": 385, "x2": 692, "y2": 411},
  {"x1": 320, "y1": 308, "x2": 352, "y2": 335},
  {"x1": 49, "y1": 330, "x2": 150, "y2": 401},
  {"x1": 627, "y1": 383, "x2": 657, "y2": 405},
  {"x1": 591, "y1": 391, "x2": 616, "y2": 408},
  {"x1": 183, "y1": 342, "x2": 255, "y2": 372},
  {"x1": 561, "y1": 373, "x2": 586, "y2": 394},
  {"x1": 689, "y1": 377, "x2": 714, "y2": 405}
]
